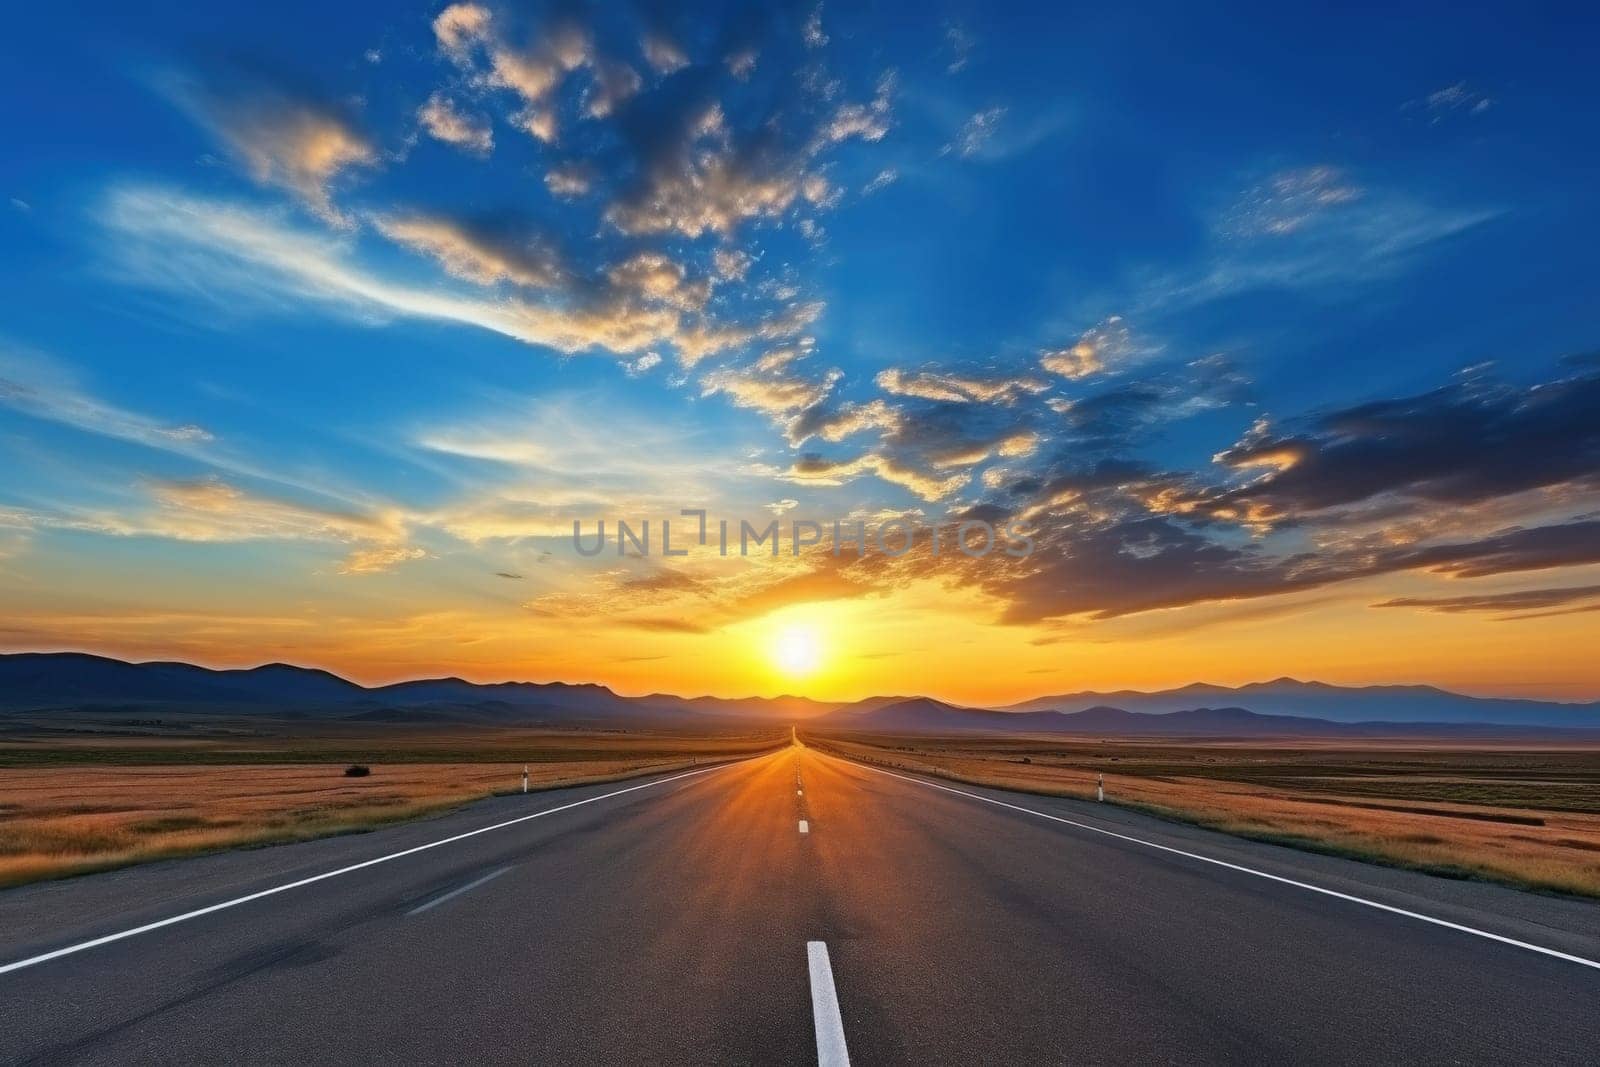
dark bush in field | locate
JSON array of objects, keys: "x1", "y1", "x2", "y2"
[{"x1": 344, "y1": 764, "x2": 371, "y2": 778}]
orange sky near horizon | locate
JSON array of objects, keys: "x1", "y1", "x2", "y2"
[{"x1": 6, "y1": 550, "x2": 1599, "y2": 705}]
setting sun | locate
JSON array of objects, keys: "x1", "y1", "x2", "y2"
[{"x1": 771, "y1": 624, "x2": 825, "y2": 679}]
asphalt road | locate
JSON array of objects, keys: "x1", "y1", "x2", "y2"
[{"x1": 2, "y1": 743, "x2": 1599, "y2": 1065}]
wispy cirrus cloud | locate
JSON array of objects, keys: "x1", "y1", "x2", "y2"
[
  {"x1": 943, "y1": 106, "x2": 1005, "y2": 159},
  {"x1": 8, "y1": 476, "x2": 422, "y2": 575},
  {"x1": 0, "y1": 344, "x2": 216, "y2": 455},
  {"x1": 1219, "y1": 165, "x2": 1362, "y2": 238},
  {"x1": 1038, "y1": 315, "x2": 1154, "y2": 381},
  {"x1": 163, "y1": 72, "x2": 379, "y2": 226},
  {"x1": 1404, "y1": 81, "x2": 1494, "y2": 123},
  {"x1": 1142, "y1": 165, "x2": 1499, "y2": 310},
  {"x1": 99, "y1": 185, "x2": 769, "y2": 363},
  {"x1": 340, "y1": 544, "x2": 429, "y2": 574}
]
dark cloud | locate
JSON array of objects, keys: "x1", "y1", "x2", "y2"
[
  {"x1": 1020, "y1": 458, "x2": 1155, "y2": 501},
  {"x1": 619, "y1": 615, "x2": 712, "y2": 633},
  {"x1": 828, "y1": 508, "x2": 1600, "y2": 625},
  {"x1": 954, "y1": 503, "x2": 1012, "y2": 524},
  {"x1": 1192, "y1": 364, "x2": 1600, "y2": 527},
  {"x1": 600, "y1": 14, "x2": 831, "y2": 240},
  {"x1": 1373, "y1": 583, "x2": 1600, "y2": 615},
  {"x1": 882, "y1": 401, "x2": 1040, "y2": 470},
  {"x1": 1055, "y1": 354, "x2": 1252, "y2": 450},
  {"x1": 1395, "y1": 520, "x2": 1600, "y2": 579},
  {"x1": 824, "y1": 356, "x2": 1600, "y2": 623},
  {"x1": 619, "y1": 568, "x2": 707, "y2": 595},
  {"x1": 986, "y1": 515, "x2": 1324, "y2": 622}
]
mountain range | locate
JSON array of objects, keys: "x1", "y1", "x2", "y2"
[
  {"x1": 2, "y1": 652, "x2": 1598, "y2": 736},
  {"x1": 997, "y1": 678, "x2": 1600, "y2": 726},
  {"x1": 828, "y1": 697, "x2": 1600, "y2": 738}
]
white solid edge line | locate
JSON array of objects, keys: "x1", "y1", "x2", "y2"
[
  {"x1": 807, "y1": 941, "x2": 851, "y2": 1067},
  {"x1": 799, "y1": 820, "x2": 810, "y2": 834},
  {"x1": 0, "y1": 758, "x2": 752, "y2": 978},
  {"x1": 843, "y1": 758, "x2": 1600, "y2": 973},
  {"x1": 405, "y1": 865, "x2": 514, "y2": 917}
]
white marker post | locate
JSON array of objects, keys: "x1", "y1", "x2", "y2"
[
  {"x1": 1097, "y1": 774, "x2": 1104, "y2": 803},
  {"x1": 522, "y1": 765, "x2": 529, "y2": 794}
]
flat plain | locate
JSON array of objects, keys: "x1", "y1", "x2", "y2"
[
  {"x1": 0, "y1": 715, "x2": 783, "y2": 886},
  {"x1": 10, "y1": 706, "x2": 1600, "y2": 901},
  {"x1": 808, "y1": 730, "x2": 1600, "y2": 897}
]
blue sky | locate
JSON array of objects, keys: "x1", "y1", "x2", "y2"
[{"x1": 1, "y1": 1, "x2": 1598, "y2": 699}]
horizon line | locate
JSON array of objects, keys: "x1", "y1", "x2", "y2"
[{"x1": 5, "y1": 647, "x2": 1596, "y2": 709}]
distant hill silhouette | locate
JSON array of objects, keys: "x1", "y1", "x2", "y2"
[
  {"x1": 2, "y1": 652, "x2": 1597, "y2": 735},
  {"x1": 823, "y1": 699, "x2": 1600, "y2": 738},
  {"x1": 0, "y1": 653, "x2": 364, "y2": 707},
  {"x1": 0, "y1": 653, "x2": 654, "y2": 723},
  {"x1": 997, "y1": 677, "x2": 1600, "y2": 728}
]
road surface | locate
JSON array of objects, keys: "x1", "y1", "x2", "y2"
[{"x1": 2, "y1": 744, "x2": 1598, "y2": 1064}]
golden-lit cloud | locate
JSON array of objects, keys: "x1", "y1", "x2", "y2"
[
  {"x1": 138, "y1": 478, "x2": 403, "y2": 545},
  {"x1": 103, "y1": 186, "x2": 738, "y2": 360},
  {"x1": 583, "y1": 59, "x2": 643, "y2": 119},
  {"x1": 779, "y1": 452, "x2": 969, "y2": 501},
  {"x1": 10, "y1": 478, "x2": 421, "y2": 576},
  {"x1": 821, "y1": 72, "x2": 895, "y2": 144},
  {"x1": 544, "y1": 163, "x2": 593, "y2": 198},
  {"x1": 417, "y1": 92, "x2": 494, "y2": 155},
  {"x1": 876, "y1": 367, "x2": 1048, "y2": 404},
  {"x1": 607, "y1": 252, "x2": 710, "y2": 311},
  {"x1": 700, "y1": 364, "x2": 840, "y2": 417},
  {"x1": 605, "y1": 153, "x2": 816, "y2": 239},
  {"x1": 1040, "y1": 316, "x2": 1141, "y2": 379},
  {"x1": 168, "y1": 76, "x2": 378, "y2": 226},
  {"x1": 340, "y1": 544, "x2": 430, "y2": 574},
  {"x1": 430, "y1": 2, "x2": 592, "y2": 145},
  {"x1": 641, "y1": 33, "x2": 689, "y2": 75},
  {"x1": 374, "y1": 214, "x2": 564, "y2": 289},
  {"x1": 432, "y1": 3, "x2": 491, "y2": 65}
]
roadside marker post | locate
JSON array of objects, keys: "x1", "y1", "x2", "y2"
[
  {"x1": 1097, "y1": 774, "x2": 1104, "y2": 803},
  {"x1": 522, "y1": 765, "x2": 529, "y2": 794}
]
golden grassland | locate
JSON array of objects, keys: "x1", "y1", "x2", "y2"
[
  {"x1": 0, "y1": 723, "x2": 782, "y2": 887},
  {"x1": 808, "y1": 732, "x2": 1600, "y2": 898}
]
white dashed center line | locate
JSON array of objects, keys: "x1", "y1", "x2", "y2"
[
  {"x1": 807, "y1": 941, "x2": 851, "y2": 1066},
  {"x1": 406, "y1": 866, "x2": 512, "y2": 916}
]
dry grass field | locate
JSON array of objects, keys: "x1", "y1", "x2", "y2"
[
  {"x1": 808, "y1": 732, "x2": 1600, "y2": 898},
  {"x1": 0, "y1": 721, "x2": 782, "y2": 887}
]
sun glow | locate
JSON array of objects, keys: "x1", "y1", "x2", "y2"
[{"x1": 770, "y1": 623, "x2": 825, "y2": 679}]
